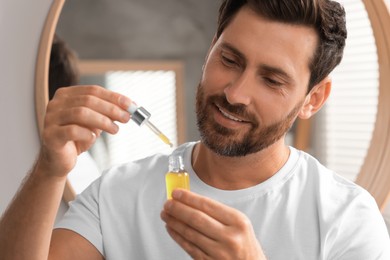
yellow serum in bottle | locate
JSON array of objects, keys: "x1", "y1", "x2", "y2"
[{"x1": 165, "y1": 154, "x2": 190, "y2": 199}]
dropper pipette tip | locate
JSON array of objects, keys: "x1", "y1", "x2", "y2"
[
  {"x1": 158, "y1": 132, "x2": 173, "y2": 148},
  {"x1": 145, "y1": 121, "x2": 173, "y2": 148},
  {"x1": 128, "y1": 102, "x2": 173, "y2": 148}
]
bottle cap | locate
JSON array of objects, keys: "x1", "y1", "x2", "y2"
[
  {"x1": 168, "y1": 154, "x2": 184, "y2": 172},
  {"x1": 128, "y1": 103, "x2": 151, "y2": 126}
]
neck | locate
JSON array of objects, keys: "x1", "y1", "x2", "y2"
[{"x1": 192, "y1": 140, "x2": 290, "y2": 190}]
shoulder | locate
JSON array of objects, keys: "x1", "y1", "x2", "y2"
[
  {"x1": 291, "y1": 148, "x2": 390, "y2": 258},
  {"x1": 289, "y1": 147, "x2": 380, "y2": 229},
  {"x1": 292, "y1": 147, "x2": 366, "y2": 196}
]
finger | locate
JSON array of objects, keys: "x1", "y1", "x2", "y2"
[
  {"x1": 163, "y1": 200, "x2": 260, "y2": 260},
  {"x1": 162, "y1": 196, "x2": 225, "y2": 244},
  {"x1": 54, "y1": 85, "x2": 132, "y2": 110},
  {"x1": 171, "y1": 189, "x2": 244, "y2": 226},
  {"x1": 161, "y1": 209, "x2": 218, "y2": 252},
  {"x1": 55, "y1": 94, "x2": 131, "y2": 124},
  {"x1": 40, "y1": 124, "x2": 98, "y2": 176},
  {"x1": 43, "y1": 124, "x2": 97, "y2": 150},
  {"x1": 51, "y1": 88, "x2": 131, "y2": 125},
  {"x1": 165, "y1": 225, "x2": 210, "y2": 260},
  {"x1": 53, "y1": 106, "x2": 120, "y2": 135}
]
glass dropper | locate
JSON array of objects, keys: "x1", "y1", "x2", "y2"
[{"x1": 128, "y1": 102, "x2": 173, "y2": 147}]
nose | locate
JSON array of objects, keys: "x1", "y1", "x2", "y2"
[{"x1": 223, "y1": 71, "x2": 253, "y2": 106}]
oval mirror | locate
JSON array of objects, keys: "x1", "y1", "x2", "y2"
[{"x1": 35, "y1": 0, "x2": 390, "y2": 216}]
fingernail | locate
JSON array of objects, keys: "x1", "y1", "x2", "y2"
[
  {"x1": 112, "y1": 122, "x2": 119, "y2": 133},
  {"x1": 119, "y1": 96, "x2": 131, "y2": 108},
  {"x1": 121, "y1": 111, "x2": 130, "y2": 121},
  {"x1": 172, "y1": 189, "x2": 182, "y2": 199},
  {"x1": 165, "y1": 200, "x2": 173, "y2": 210}
]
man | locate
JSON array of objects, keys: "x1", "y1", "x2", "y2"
[{"x1": 1, "y1": 0, "x2": 389, "y2": 259}]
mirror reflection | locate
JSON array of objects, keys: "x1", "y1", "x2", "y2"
[{"x1": 52, "y1": 0, "x2": 379, "y2": 195}]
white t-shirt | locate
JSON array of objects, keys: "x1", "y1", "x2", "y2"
[
  {"x1": 56, "y1": 142, "x2": 390, "y2": 259},
  {"x1": 67, "y1": 152, "x2": 101, "y2": 194}
]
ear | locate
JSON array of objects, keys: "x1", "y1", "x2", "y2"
[{"x1": 298, "y1": 76, "x2": 332, "y2": 119}]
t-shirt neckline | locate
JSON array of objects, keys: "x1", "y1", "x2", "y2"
[{"x1": 179, "y1": 142, "x2": 300, "y2": 203}]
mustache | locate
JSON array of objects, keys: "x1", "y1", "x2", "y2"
[{"x1": 208, "y1": 95, "x2": 257, "y2": 124}]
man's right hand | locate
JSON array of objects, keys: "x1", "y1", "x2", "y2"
[
  {"x1": 39, "y1": 85, "x2": 131, "y2": 177},
  {"x1": 0, "y1": 85, "x2": 131, "y2": 260}
]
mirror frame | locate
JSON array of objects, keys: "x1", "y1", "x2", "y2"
[
  {"x1": 355, "y1": 0, "x2": 390, "y2": 211},
  {"x1": 34, "y1": 0, "x2": 76, "y2": 202},
  {"x1": 35, "y1": 0, "x2": 390, "y2": 209}
]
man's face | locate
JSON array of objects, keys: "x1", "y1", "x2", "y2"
[{"x1": 196, "y1": 6, "x2": 318, "y2": 157}]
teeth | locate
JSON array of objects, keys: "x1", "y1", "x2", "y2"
[{"x1": 218, "y1": 107, "x2": 243, "y2": 122}]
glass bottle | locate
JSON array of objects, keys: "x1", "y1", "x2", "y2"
[{"x1": 165, "y1": 154, "x2": 190, "y2": 199}]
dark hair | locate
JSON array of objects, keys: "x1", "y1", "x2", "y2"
[
  {"x1": 49, "y1": 34, "x2": 80, "y2": 100},
  {"x1": 216, "y1": 0, "x2": 347, "y2": 92}
]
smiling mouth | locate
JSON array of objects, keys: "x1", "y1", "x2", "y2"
[{"x1": 216, "y1": 105, "x2": 245, "y2": 122}]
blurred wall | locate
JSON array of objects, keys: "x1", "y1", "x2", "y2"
[{"x1": 0, "y1": 0, "x2": 51, "y2": 213}]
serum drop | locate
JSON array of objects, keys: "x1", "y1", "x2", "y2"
[{"x1": 165, "y1": 154, "x2": 190, "y2": 199}]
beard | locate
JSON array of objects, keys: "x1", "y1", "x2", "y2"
[{"x1": 195, "y1": 83, "x2": 303, "y2": 157}]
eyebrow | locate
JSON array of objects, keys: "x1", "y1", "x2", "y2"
[
  {"x1": 260, "y1": 64, "x2": 294, "y2": 84},
  {"x1": 220, "y1": 42, "x2": 246, "y2": 62},
  {"x1": 219, "y1": 42, "x2": 294, "y2": 84}
]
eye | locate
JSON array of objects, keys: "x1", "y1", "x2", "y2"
[
  {"x1": 221, "y1": 53, "x2": 239, "y2": 68},
  {"x1": 263, "y1": 77, "x2": 283, "y2": 88}
]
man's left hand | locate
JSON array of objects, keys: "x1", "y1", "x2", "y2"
[{"x1": 160, "y1": 189, "x2": 266, "y2": 259}]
